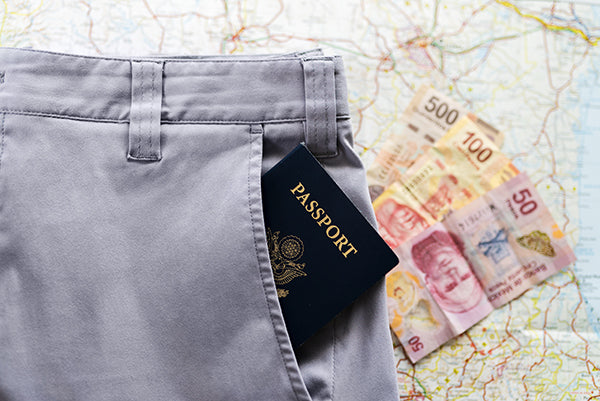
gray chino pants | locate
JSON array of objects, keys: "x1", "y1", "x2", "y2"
[{"x1": 0, "y1": 46, "x2": 398, "y2": 401}]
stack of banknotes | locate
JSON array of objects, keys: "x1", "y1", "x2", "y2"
[{"x1": 368, "y1": 85, "x2": 576, "y2": 363}]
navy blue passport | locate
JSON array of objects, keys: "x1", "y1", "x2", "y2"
[{"x1": 261, "y1": 143, "x2": 399, "y2": 349}]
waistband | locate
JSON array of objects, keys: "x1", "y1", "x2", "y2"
[{"x1": 0, "y1": 46, "x2": 350, "y2": 124}]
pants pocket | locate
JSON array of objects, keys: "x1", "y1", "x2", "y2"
[
  {"x1": 245, "y1": 123, "x2": 314, "y2": 401},
  {"x1": 0, "y1": 116, "x2": 314, "y2": 400}
]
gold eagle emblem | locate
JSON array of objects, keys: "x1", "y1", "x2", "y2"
[{"x1": 266, "y1": 227, "x2": 307, "y2": 297}]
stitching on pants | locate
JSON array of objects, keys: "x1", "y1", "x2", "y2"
[
  {"x1": 0, "y1": 47, "x2": 340, "y2": 63},
  {"x1": 316, "y1": 62, "x2": 321, "y2": 155},
  {"x1": 250, "y1": 123, "x2": 263, "y2": 134},
  {"x1": 0, "y1": 113, "x2": 5, "y2": 174},
  {"x1": 0, "y1": 110, "x2": 129, "y2": 123},
  {"x1": 310, "y1": 62, "x2": 318, "y2": 155},
  {"x1": 323, "y1": 61, "x2": 330, "y2": 156},
  {"x1": 150, "y1": 63, "x2": 155, "y2": 156},
  {"x1": 137, "y1": 63, "x2": 144, "y2": 157},
  {"x1": 162, "y1": 117, "x2": 351, "y2": 124},
  {"x1": 331, "y1": 319, "x2": 337, "y2": 401},
  {"x1": 246, "y1": 127, "x2": 303, "y2": 401},
  {"x1": 0, "y1": 110, "x2": 351, "y2": 124}
]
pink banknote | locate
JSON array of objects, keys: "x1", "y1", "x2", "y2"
[
  {"x1": 443, "y1": 172, "x2": 576, "y2": 308},
  {"x1": 387, "y1": 172, "x2": 576, "y2": 363},
  {"x1": 388, "y1": 224, "x2": 493, "y2": 363}
]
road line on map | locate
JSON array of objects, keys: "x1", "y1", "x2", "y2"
[
  {"x1": 496, "y1": 0, "x2": 599, "y2": 46},
  {"x1": 0, "y1": 0, "x2": 8, "y2": 46}
]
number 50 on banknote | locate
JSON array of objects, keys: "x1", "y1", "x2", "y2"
[{"x1": 385, "y1": 172, "x2": 576, "y2": 363}]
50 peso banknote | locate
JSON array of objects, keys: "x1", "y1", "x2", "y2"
[{"x1": 443, "y1": 172, "x2": 576, "y2": 308}]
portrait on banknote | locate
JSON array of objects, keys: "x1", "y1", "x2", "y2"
[
  {"x1": 375, "y1": 197, "x2": 429, "y2": 249},
  {"x1": 410, "y1": 230, "x2": 483, "y2": 314}
]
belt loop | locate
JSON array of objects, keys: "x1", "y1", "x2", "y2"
[
  {"x1": 127, "y1": 59, "x2": 164, "y2": 162},
  {"x1": 300, "y1": 56, "x2": 338, "y2": 158}
]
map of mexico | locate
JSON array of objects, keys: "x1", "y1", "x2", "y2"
[{"x1": 0, "y1": 0, "x2": 599, "y2": 399}]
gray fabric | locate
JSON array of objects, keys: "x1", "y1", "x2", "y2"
[
  {"x1": 301, "y1": 57, "x2": 338, "y2": 158},
  {"x1": 0, "y1": 46, "x2": 399, "y2": 401},
  {"x1": 127, "y1": 60, "x2": 164, "y2": 161}
]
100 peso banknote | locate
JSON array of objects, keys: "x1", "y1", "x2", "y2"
[
  {"x1": 373, "y1": 115, "x2": 519, "y2": 248},
  {"x1": 386, "y1": 172, "x2": 575, "y2": 363},
  {"x1": 402, "y1": 115, "x2": 519, "y2": 220},
  {"x1": 367, "y1": 85, "x2": 505, "y2": 201}
]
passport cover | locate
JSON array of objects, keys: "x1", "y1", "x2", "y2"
[{"x1": 261, "y1": 143, "x2": 399, "y2": 349}]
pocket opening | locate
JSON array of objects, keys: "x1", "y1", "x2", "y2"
[{"x1": 246, "y1": 123, "x2": 314, "y2": 401}]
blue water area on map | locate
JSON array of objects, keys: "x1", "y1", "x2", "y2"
[{"x1": 572, "y1": 52, "x2": 600, "y2": 336}]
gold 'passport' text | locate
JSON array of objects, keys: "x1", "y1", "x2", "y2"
[{"x1": 290, "y1": 182, "x2": 358, "y2": 258}]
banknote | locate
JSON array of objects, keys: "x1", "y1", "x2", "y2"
[
  {"x1": 366, "y1": 123, "x2": 424, "y2": 201},
  {"x1": 400, "y1": 85, "x2": 504, "y2": 148},
  {"x1": 389, "y1": 223, "x2": 495, "y2": 363},
  {"x1": 373, "y1": 181, "x2": 436, "y2": 249},
  {"x1": 387, "y1": 172, "x2": 576, "y2": 363},
  {"x1": 401, "y1": 115, "x2": 519, "y2": 220},
  {"x1": 367, "y1": 85, "x2": 505, "y2": 201},
  {"x1": 443, "y1": 172, "x2": 576, "y2": 308},
  {"x1": 386, "y1": 249, "x2": 454, "y2": 363},
  {"x1": 373, "y1": 115, "x2": 519, "y2": 246}
]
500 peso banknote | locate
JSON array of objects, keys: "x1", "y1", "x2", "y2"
[{"x1": 367, "y1": 85, "x2": 504, "y2": 201}]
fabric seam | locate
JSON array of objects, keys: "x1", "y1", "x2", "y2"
[
  {"x1": 149, "y1": 63, "x2": 154, "y2": 157},
  {"x1": 323, "y1": 60, "x2": 331, "y2": 156},
  {"x1": 246, "y1": 125, "x2": 305, "y2": 401},
  {"x1": 138, "y1": 63, "x2": 144, "y2": 157},
  {"x1": 0, "y1": 113, "x2": 5, "y2": 175},
  {"x1": 311, "y1": 61, "x2": 318, "y2": 156},
  {"x1": 0, "y1": 110, "x2": 351, "y2": 124},
  {"x1": 0, "y1": 47, "x2": 340, "y2": 64},
  {"x1": 148, "y1": 63, "x2": 153, "y2": 155},
  {"x1": 331, "y1": 318, "x2": 337, "y2": 401}
]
